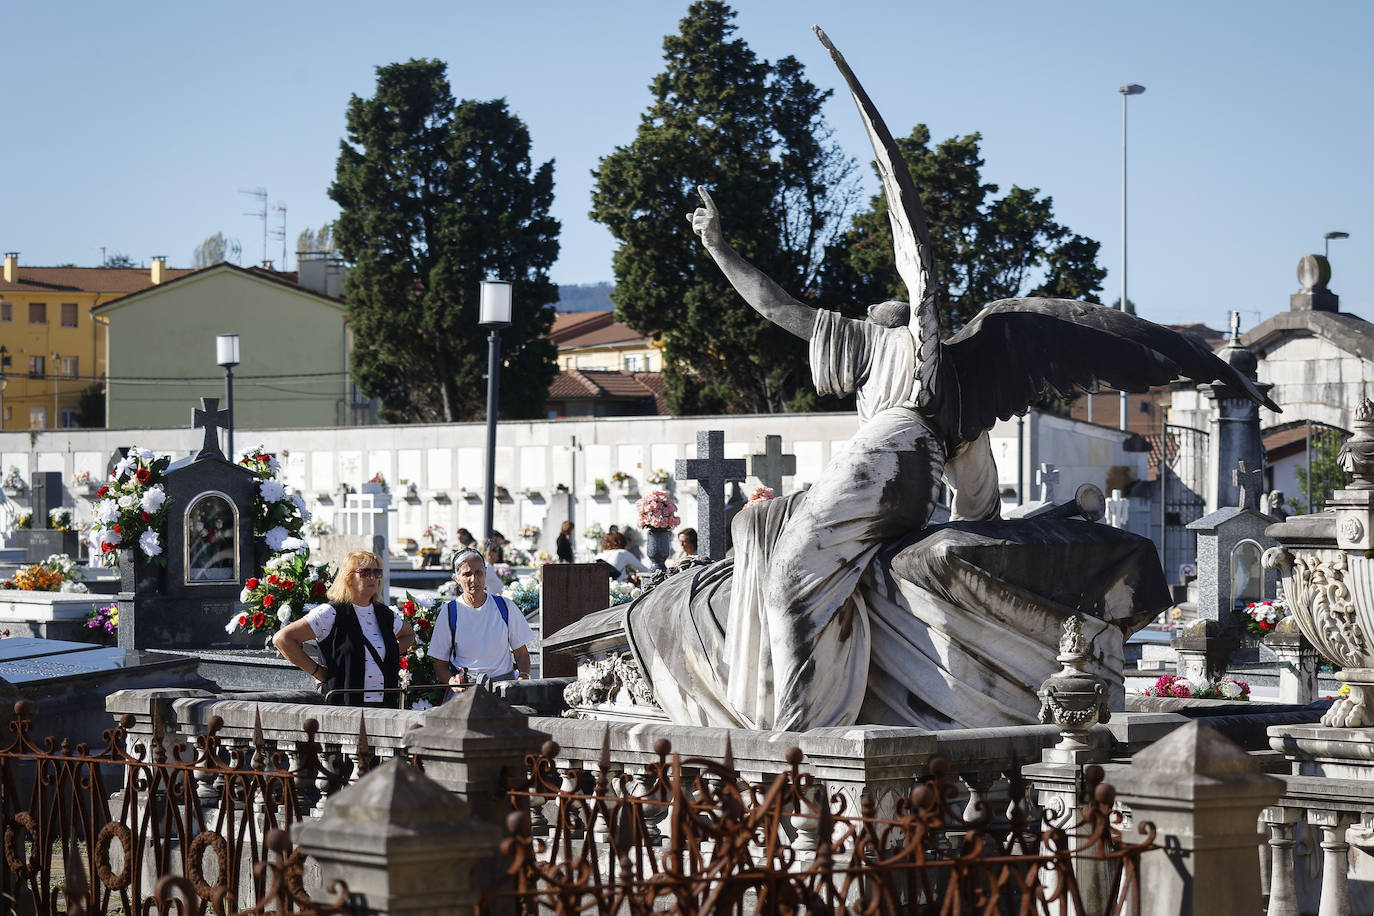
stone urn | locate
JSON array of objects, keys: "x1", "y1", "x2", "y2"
[
  {"x1": 1037, "y1": 616, "x2": 1109, "y2": 763},
  {"x1": 1263, "y1": 397, "x2": 1374, "y2": 727},
  {"x1": 644, "y1": 527, "x2": 673, "y2": 571}
]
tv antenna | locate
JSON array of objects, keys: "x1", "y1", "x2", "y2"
[
  {"x1": 270, "y1": 202, "x2": 288, "y2": 271},
  {"x1": 239, "y1": 187, "x2": 268, "y2": 265}
]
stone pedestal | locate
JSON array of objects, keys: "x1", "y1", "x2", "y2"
[
  {"x1": 1105, "y1": 722, "x2": 1281, "y2": 916},
  {"x1": 402, "y1": 686, "x2": 548, "y2": 826},
  {"x1": 296, "y1": 759, "x2": 504, "y2": 916},
  {"x1": 1266, "y1": 618, "x2": 1319, "y2": 705},
  {"x1": 1171, "y1": 618, "x2": 1239, "y2": 682}
]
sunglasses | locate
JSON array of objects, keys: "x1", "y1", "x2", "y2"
[{"x1": 356, "y1": 568, "x2": 383, "y2": 579}]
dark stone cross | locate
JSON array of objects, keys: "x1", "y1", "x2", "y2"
[
  {"x1": 192, "y1": 398, "x2": 230, "y2": 462},
  {"x1": 1233, "y1": 460, "x2": 1263, "y2": 512},
  {"x1": 750, "y1": 434, "x2": 796, "y2": 495},
  {"x1": 1037, "y1": 463, "x2": 1059, "y2": 503},
  {"x1": 675, "y1": 430, "x2": 746, "y2": 561}
]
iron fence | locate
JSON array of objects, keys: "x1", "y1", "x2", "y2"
[{"x1": 489, "y1": 737, "x2": 1157, "y2": 916}]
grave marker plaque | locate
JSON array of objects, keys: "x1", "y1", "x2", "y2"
[{"x1": 14, "y1": 471, "x2": 78, "y2": 561}]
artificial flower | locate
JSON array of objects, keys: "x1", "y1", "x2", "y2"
[
  {"x1": 260, "y1": 479, "x2": 287, "y2": 503},
  {"x1": 265, "y1": 526, "x2": 290, "y2": 551},
  {"x1": 140, "y1": 485, "x2": 166, "y2": 513},
  {"x1": 138, "y1": 530, "x2": 162, "y2": 558}
]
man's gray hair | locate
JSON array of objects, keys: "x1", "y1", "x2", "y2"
[{"x1": 451, "y1": 548, "x2": 484, "y2": 573}]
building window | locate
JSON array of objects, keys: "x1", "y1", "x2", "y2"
[
  {"x1": 624, "y1": 355, "x2": 641, "y2": 371},
  {"x1": 644, "y1": 355, "x2": 653, "y2": 371},
  {"x1": 28, "y1": 356, "x2": 44, "y2": 378},
  {"x1": 60, "y1": 303, "x2": 77, "y2": 328},
  {"x1": 60, "y1": 408, "x2": 79, "y2": 428},
  {"x1": 29, "y1": 407, "x2": 46, "y2": 429},
  {"x1": 58, "y1": 356, "x2": 78, "y2": 378},
  {"x1": 0, "y1": 352, "x2": 9, "y2": 368},
  {"x1": 28, "y1": 302, "x2": 46, "y2": 324},
  {"x1": 0, "y1": 302, "x2": 10, "y2": 321}
]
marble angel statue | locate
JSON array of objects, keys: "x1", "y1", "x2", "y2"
[{"x1": 620, "y1": 28, "x2": 1277, "y2": 733}]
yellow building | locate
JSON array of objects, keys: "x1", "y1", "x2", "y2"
[
  {"x1": 550, "y1": 311, "x2": 660, "y2": 372},
  {"x1": 93, "y1": 261, "x2": 361, "y2": 430},
  {"x1": 0, "y1": 253, "x2": 192, "y2": 429}
]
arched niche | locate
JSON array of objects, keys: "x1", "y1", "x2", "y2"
[{"x1": 184, "y1": 491, "x2": 239, "y2": 584}]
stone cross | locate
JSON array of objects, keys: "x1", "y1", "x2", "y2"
[
  {"x1": 1036, "y1": 463, "x2": 1059, "y2": 503},
  {"x1": 192, "y1": 398, "x2": 230, "y2": 462},
  {"x1": 675, "y1": 430, "x2": 746, "y2": 561},
  {"x1": 1232, "y1": 460, "x2": 1263, "y2": 512},
  {"x1": 749, "y1": 435, "x2": 796, "y2": 494}
]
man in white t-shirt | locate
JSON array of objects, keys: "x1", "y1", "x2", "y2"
[{"x1": 430, "y1": 548, "x2": 535, "y2": 689}]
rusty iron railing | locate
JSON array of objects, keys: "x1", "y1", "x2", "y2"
[
  {"x1": 490, "y1": 738, "x2": 1157, "y2": 916},
  {"x1": 0, "y1": 700, "x2": 354, "y2": 916}
]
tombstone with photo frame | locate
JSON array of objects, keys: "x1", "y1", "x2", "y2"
[{"x1": 118, "y1": 399, "x2": 260, "y2": 651}]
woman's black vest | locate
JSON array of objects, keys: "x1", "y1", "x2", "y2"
[{"x1": 318, "y1": 601, "x2": 400, "y2": 707}]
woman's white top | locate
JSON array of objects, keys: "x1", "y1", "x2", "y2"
[{"x1": 303, "y1": 602, "x2": 403, "y2": 703}]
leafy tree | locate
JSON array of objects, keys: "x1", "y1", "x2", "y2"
[
  {"x1": 192, "y1": 232, "x2": 234, "y2": 268},
  {"x1": 819, "y1": 126, "x2": 1106, "y2": 334},
  {"x1": 102, "y1": 252, "x2": 137, "y2": 268},
  {"x1": 296, "y1": 223, "x2": 335, "y2": 254},
  {"x1": 590, "y1": 1, "x2": 858, "y2": 415},
  {"x1": 1289, "y1": 426, "x2": 1350, "y2": 514},
  {"x1": 330, "y1": 59, "x2": 560, "y2": 423},
  {"x1": 76, "y1": 383, "x2": 105, "y2": 427}
]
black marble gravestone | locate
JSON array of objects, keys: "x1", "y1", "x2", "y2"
[
  {"x1": 13, "y1": 471, "x2": 79, "y2": 561},
  {"x1": 118, "y1": 399, "x2": 260, "y2": 651}
]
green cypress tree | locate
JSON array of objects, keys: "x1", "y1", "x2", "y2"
[
  {"x1": 331, "y1": 59, "x2": 559, "y2": 423},
  {"x1": 591, "y1": 2, "x2": 857, "y2": 415}
]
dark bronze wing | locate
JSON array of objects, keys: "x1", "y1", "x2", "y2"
[{"x1": 926, "y1": 298, "x2": 1282, "y2": 443}]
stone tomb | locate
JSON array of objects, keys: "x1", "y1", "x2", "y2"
[
  {"x1": 119, "y1": 405, "x2": 259, "y2": 651},
  {"x1": 13, "y1": 471, "x2": 79, "y2": 562}
]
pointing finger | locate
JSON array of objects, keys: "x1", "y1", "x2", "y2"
[{"x1": 697, "y1": 185, "x2": 717, "y2": 214}]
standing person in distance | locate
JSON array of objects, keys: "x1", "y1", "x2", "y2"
[
  {"x1": 430, "y1": 548, "x2": 535, "y2": 693},
  {"x1": 273, "y1": 550, "x2": 415, "y2": 708},
  {"x1": 556, "y1": 520, "x2": 575, "y2": 563}
]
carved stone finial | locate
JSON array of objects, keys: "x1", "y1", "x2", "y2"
[
  {"x1": 1341, "y1": 400, "x2": 1374, "y2": 490},
  {"x1": 1038, "y1": 616, "x2": 1109, "y2": 764}
]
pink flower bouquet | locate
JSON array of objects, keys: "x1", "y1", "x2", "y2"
[{"x1": 636, "y1": 490, "x2": 680, "y2": 530}]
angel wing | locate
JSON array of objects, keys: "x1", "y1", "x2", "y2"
[
  {"x1": 927, "y1": 299, "x2": 1282, "y2": 444},
  {"x1": 814, "y1": 26, "x2": 942, "y2": 411},
  {"x1": 815, "y1": 28, "x2": 1279, "y2": 445}
]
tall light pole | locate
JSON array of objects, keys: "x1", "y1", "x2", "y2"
[
  {"x1": 1118, "y1": 82, "x2": 1145, "y2": 432},
  {"x1": 1324, "y1": 231, "x2": 1350, "y2": 260},
  {"x1": 51, "y1": 352, "x2": 61, "y2": 428},
  {"x1": 479, "y1": 280, "x2": 513, "y2": 544},
  {"x1": 216, "y1": 334, "x2": 240, "y2": 459}
]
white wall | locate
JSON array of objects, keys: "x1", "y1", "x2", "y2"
[{"x1": 1, "y1": 408, "x2": 1149, "y2": 558}]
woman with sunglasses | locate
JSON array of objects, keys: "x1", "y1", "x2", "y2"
[{"x1": 273, "y1": 550, "x2": 415, "y2": 707}]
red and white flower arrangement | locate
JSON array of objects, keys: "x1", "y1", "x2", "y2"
[
  {"x1": 635, "y1": 490, "x2": 680, "y2": 530},
  {"x1": 90, "y1": 448, "x2": 173, "y2": 566},
  {"x1": 1238, "y1": 597, "x2": 1288, "y2": 634},
  {"x1": 238, "y1": 446, "x2": 312, "y2": 550},
  {"x1": 226, "y1": 545, "x2": 333, "y2": 638},
  {"x1": 1141, "y1": 674, "x2": 1250, "y2": 701}
]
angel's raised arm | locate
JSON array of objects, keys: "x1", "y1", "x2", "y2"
[{"x1": 687, "y1": 186, "x2": 817, "y2": 341}]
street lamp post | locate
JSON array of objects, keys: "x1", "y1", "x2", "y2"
[
  {"x1": 216, "y1": 334, "x2": 240, "y2": 459},
  {"x1": 1324, "y1": 231, "x2": 1350, "y2": 260},
  {"x1": 1119, "y1": 82, "x2": 1145, "y2": 432},
  {"x1": 51, "y1": 352, "x2": 61, "y2": 429},
  {"x1": 480, "y1": 280, "x2": 513, "y2": 544}
]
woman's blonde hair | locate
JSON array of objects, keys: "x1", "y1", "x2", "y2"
[{"x1": 326, "y1": 551, "x2": 382, "y2": 604}]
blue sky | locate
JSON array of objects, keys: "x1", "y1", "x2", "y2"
[{"x1": 4, "y1": 0, "x2": 1370, "y2": 332}]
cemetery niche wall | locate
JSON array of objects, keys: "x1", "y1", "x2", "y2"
[
  {"x1": 118, "y1": 402, "x2": 259, "y2": 651},
  {"x1": 559, "y1": 28, "x2": 1282, "y2": 733}
]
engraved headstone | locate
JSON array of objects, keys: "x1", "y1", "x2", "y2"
[
  {"x1": 14, "y1": 471, "x2": 78, "y2": 561},
  {"x1": 675, "y1": 430, "x2": 746, "y2": 561}
]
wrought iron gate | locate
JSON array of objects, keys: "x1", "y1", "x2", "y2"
[{"x1": 1154, "y1": 424, "x2": 1208, "y2": 584}]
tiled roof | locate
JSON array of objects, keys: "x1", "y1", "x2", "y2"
[
  {"x1": 91, "y1": 262, "x2": 342, "y2": 314},
  {"x1": 0, "y1": 265, "x2": 196, "y2": 294},
  {"x1": 551, "y1": 310, "x2": 649, "y2": 349},
  {"x1": 547, "y1": 369, "x2": 666, "y2": 405}
]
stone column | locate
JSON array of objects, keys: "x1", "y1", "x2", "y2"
[
  {"x1": 296, "y1": 758, "x2": 504, "y2": 916},
  {"x1": 1104, "y1": 721, "x2": 1281, "y2": 916},
  {"x1": 402, "y1": 685, "x2": 548, "y2": 827}
]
